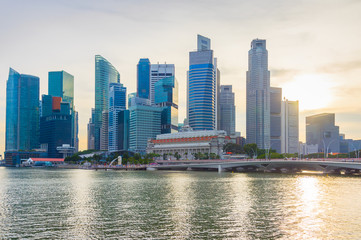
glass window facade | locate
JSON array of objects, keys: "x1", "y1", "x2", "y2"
[
  {"x1": 6, "y1": 68, "x2": 40, "y2": 152},
  {"x1": 94, "y1": 55, "x2": 120, "y2": 150},
  {"x1": 137, "y1": 58, "x2": 150, "y2": 99}
]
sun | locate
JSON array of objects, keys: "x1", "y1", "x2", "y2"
[{"x1": 281, "y1": 74, "x2": 337, "y2": 111}]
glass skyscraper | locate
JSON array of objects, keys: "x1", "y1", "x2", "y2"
[
  {"x1": 150, "y1": 64, "x2": 175, "y2": 105},
  {"x1": 137, "y1": 58, "x2": 150, "y2": 99},
  {"x1": 94, "y1": 55, "x2": 120, "y2": 150},
  {"x1": 187, "y1": 35, "x2": 218, "y2": 130},
  {"x1": 108, "y1": 82, "x2": 127, "y2": 152},
  {"x1": 219, "y1": 85, "x2": 236, "y2": 136},
  {"x1": 5, "y1": 68, "x2": 40, "y2": 151},
  {"x1": 129, "y1": 105, "x2": 162, "y2": 154},
  {"x1": 154, "y1": 76, "x2": 178, "y2": 134},
  {"x1": 48, "y1": 71, "x2": 78, "y2": 150},
  {"x1": 246, "y1": 39, "x2": 270, "y2": 149}
]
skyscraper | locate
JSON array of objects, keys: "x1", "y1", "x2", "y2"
[
  {"x1": 270, "y1": 87, "x2": 282, "y2": 153},
  {"x1": 150, "y1": 63, "x2": 175, "y2": 105},
  {"x1": 188, "y1": 34, "x2": 218, "y2": 130},
  {"x1": 100, "y1": 111, "x2": 109, "y2": 151},
  {"x1": 129, "y1": 104, "x2": 162, "y2": 154},
  {"x1": 219, "y1": 85, "x2": 236, "y2": 136},
  {"x1": 154, "y1": 76, "x2": 179, "y2": 134},
  {"x1": 281, "y1": 99, "x2": 299, "y2": 154},
  {"x1": 306, "y1": 113, "x2": 340, "y2": 154},
  {"x1": 137, "y1": 58, "x2": 151, "y2": 99},
  {"x1": 87, "y1": 108, "x2": 95, "y2": 150},
  {"x1": 40, "y1": 95, "x2": 72, "y2": 158},
  {"x1": 94, "y1": 55, "x2": 120, "y2": 150},
  {"x1": 5, "y1": 68, "x2": 40, "y2": 151},
  {"x1": 48, "y1": 71, "x2": 78, "y2": 151},
  {"x1": 246, "y1": 39, "x2": 270, "y2": 149},
  {"x1": 108, "y1": 82, "x2": 127, "y2": 152}
]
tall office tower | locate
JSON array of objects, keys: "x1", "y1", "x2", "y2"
[
  {"x1": 129, "y1": 104, "x2": 162, "y2": 154},
  {"x1": 281, "y1": 99, "x2": 299, "y2": 154},
  {"x1": 137, "y1": 58, "x2": 151, "y2": 99},
  {"x1": 246, "y1": 39, "x2": 271, "y2": 149},
  {"x1": 94, "y1": 55, "x2": 120, "y2": 150},
  {"x1": 187, "y1": 34, "x2": 218, "y2": 130},
  {"x1": 219, "y1": 85, "x2": 236, "y2": 136},
  {"x1": 118, "y1": 110, "x2": 130, "y2": 151},
  {"x1": 100, "y1": 111, "x2": 109, "y2": 150},
  {"x1": 5, "y1": 68, "x2": 40, "y2": 151},
  {"x1": 87, "y1": 108, "x2": 95, "y2": 150},
  {"x1": 48, "y1": 71, "x2": 78, "y2": 151},
  {"x1": 108, "y1": 82, "x2": 127, "y2": 152},
  {"x1": 150, "y1": 64, "x2": 175, "y2": 105},
  {"x1": 306, "y1": 113, "x2": 340, "y2": 154},
  {"x1": 154, "y1": 76, "x2": 179, "y2": 134},
  {"x1": 270, "y1": 87, "x2": 282, "y2": 153},
  {"x1": 40, "y1": 95, "x2": 72, "y2": 158}
]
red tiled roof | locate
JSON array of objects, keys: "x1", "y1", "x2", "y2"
[{"x1": 30, "y1": 158, "x2": 64, "y2": 162}]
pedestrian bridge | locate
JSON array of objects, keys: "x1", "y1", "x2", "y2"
[{"x1": 149, "y1": 159, "x2": 361, "y2": 174}]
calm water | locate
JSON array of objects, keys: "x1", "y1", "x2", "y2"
[{"x1": 0, "y1": 168, "x2": 361, "y2": 239}]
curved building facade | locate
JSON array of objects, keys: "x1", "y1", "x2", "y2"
[{"x1": 94, "y1": 55, "x2": 120, "y2": 150}]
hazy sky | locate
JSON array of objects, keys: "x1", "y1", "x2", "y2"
[{"x1": 1, "y1": 0, "x2": 361, "y2": 154}]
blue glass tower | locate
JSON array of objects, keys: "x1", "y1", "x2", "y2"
[
  {"x1": 187, "y1": 35, "x2": 217, "y2": 130},
  {"x1": 94, "y1": 55, "x2": 120, "y2": 150},
  {"x1": 108, "y1": 82, "x2": 127, "y2": 152},
  {"x1": 154, "y1": 76, "x2": 178, "y2": 134},
  {"x1": 40, "y1": 95, "x2": 72, "y2": 158},
  {"x1": 5, "y1": 68, "x2": 40, "y2": 151},
  {"x1": 137, "y1": 58, "x2": 150, "y2": 99},
  {"x1": 48, "y1": 71, "x2": 78, "y2": 150}
]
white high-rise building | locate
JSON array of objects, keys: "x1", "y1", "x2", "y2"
[
  {"x1": 150, "y1": 64, "x2": 175, "y2": 105},
  {"x1": 281, "y1": 99, "x2": 299, "y2": 154},
  {"x1": 246, "y1": 39, "x2": 270, "y2": 149}
]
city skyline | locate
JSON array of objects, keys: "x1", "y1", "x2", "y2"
[{"x1": 1, "y1": 0, "x2": 361, "y2": 154}]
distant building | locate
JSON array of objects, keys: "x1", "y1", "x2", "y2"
[
  {"x1": 137, "y1": 58, "x2": 151, "y2": 99},
  {"x1": 281, "y1": 99, "x2": 299, "y2": 154},
  {"x1": 147, "y1": 130, "x2": 227, "y2": 160},
  {"x1": 219, "y1": 85, "x2": 236, "y2": 135},
  {"x1": 129, "y1": 104, "x2": 162, "y2": 154},
  {"x1": 108, "y1": 83, "x2": 127, "y2": 152},
  {"x1": 299, "y1": 142, "x2": 319, "y2": 155},
  {"x1": 150, "y1": 63, "x2": 175, "y2": 105},
  {"x1": 48, "y1": 70, "x2": 78, "y2": 151},
  {"x1": 117, "y1": 110, "x2": 130, "y2": 151},
  {"x1": 87, "y1": 108, "x2": 95, "y2": 150},
  {"x1": 270, "y1": 87, "x2": 282, "y2": 153},
  {"x1": 306, "y1": 113, "x2": 340, "y2": 154},
  {"x1": 100, "y1": 111, "x2": 109, "y2": 151},
  {"x1": 246, "y1": 39, "x2": 270, "y2": 149},
  {"x1": 188, "y1": 35, "x2": 219, "y2": 131},
  {"x1": 94, "y1": 55, "x2": 120, "y2": 150},
  {"x1": 154, "y1": 76, "x2": 178, "y2": 134},
  {"x1": 5, "y1": 68, "x2": 40, "y2": 153},
  {"x1": 40, "y1": 95, "x2": 72, "y2": 158}
]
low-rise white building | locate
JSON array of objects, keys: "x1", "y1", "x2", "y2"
[{"x1": 147, "y1": 130, "x2": 228, "y2": 160}]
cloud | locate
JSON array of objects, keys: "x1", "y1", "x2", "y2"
[{"x1": 319, "y1": 60, "x2": 361, "y2": 73}]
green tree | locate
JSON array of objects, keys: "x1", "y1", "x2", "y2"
[{"x1": 244, "y1": 143, "x2": 258, "y2": 158}]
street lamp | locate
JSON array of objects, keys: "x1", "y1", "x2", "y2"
[{"x1": 322, "y1": 138, "x2": 336, "y2": 158}]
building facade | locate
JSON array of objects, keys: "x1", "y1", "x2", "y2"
[
  {"x1": 246, "y1": 39, "x2": 270, "y2": 149},
  {"x1": 137, "y1": 58, "x2": 151, "y2": 99},
  {"x1": 270, "y1": 87, "x2": 282, "y2": 153},
  {"x1": 48, "y1": 70, "x2": 78, "y2": 151},
  {"x1": 108, "y1": 83, "x2": 127, "y2": 152},
  {"x1": 40, "y1": 95, "x2": 72, "y2": 158},
  {"x1": 5, "y1": 68, "x2": 40, "y2": 152},
  {"x1": 100, "y1": 111, "x2": 109, "y2": 151},
  {"x1": 147, "y1": 130, "x2": 227, "y2": 160},
  {"x1": 94, "y1": 55, "x2": 120, "y2": 150},
  {"x1": 150, "y1": 63, "x2": 175, "y2": 105},
  {"x1": 154, "y1": 76, "x2": 178, "y2": 134},
  {"x1": 188, "y1": 35, "x2": 218, "y2": 131},
  {"x1": 281, "y1": 99, "x2": 299, "y2": 154},
  {"x1": 87, "y1": 108, "x2": 95, "y2": 149},
  {"x1": 219, "y1": 85, "x2": 235, "y2": 136},
  {"x1": 306, "y1": 113, "x2": 340, "y2": 154},
  {"x1": 118, "y1": 110, "x2": 130, "y2": 151},
  {"x1": 129, "y1": 104, "x2": 162, "y2": 154}
]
